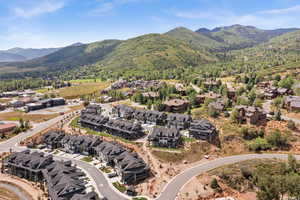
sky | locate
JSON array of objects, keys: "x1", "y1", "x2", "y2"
[{"x1": 1, "y1": 0, "x2": 300, "y2": 49}]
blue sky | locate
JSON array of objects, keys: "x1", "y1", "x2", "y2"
[{"x1": 1, "y1": 0, "x2": 300, "y2": 49}]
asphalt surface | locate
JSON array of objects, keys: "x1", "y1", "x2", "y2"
[
  {"x1": 0, "y1": 114, "x2": 128, "y2": 200},
  {"x1": 156, "y1": 154, "x2": 300, "y2": 200},
  {"x1": 1, "y1": 114, "x2": 300, "y2": 200}
]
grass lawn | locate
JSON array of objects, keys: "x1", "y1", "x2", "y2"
[
  {"x1": 35, "y1": 88, "x2": 52, "y2": 93},
  {"x1": 0, "y1": 98, "x2": 10, "y2": 103},
  {"x1": 57, "y1": 82, "x2": 110, "y2": 99},
  {"x1": 0, "y1": 111, "x2": 59, "y2": 123},
  {"x1": 69, "y1": 79, "x2": 104, "y2": 83},
  {"x1": 112, "y1": 182, "x2": 126, "y2": 193},
  {"x1": 100, "y1": 166, "x2": 112, "y2": 173},
  {"x1": 81, "y1": 156, "x2": 93, "y2": 162}
]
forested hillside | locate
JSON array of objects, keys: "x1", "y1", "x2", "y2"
[{"x1": 0, "y1": 25, "x2": 300, "y2": 80}]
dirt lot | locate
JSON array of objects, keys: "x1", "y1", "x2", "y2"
[
  {"x1": 56, "y1": 82, "x2": 110, "y2": 99},
  {"x1": 0, "y1": 172, "x2": 45, "y2": 200},
  {"x1": 0, "y1": 111, "x2": 59, "y2": 123}
]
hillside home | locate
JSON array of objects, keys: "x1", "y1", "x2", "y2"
[
  {"x1": 284, "y1": 96, "x2": 300, "y2": 111},
  {"x1": 43, "y1": 161, "x2": 87, "y2": 200},
  {"x1": 148, "y1": 127, "x2": 182, "y2": 148},
  {"x1": 196, "y1": 92, "x2": 222, "y2": 104},
  {"x1": 142, "y1": 92, "x2": 159, "y2": 99},
  {"x1": 114, "y1": 151, "x2": 150, "y2": 185},
  {"x1": 42, "y1": 130, "x2": 66, "y2": 149},
  {"x1": 189, "y1": 120, "x2": 218, "y2": 143},
  {"x1": 113, "y1": 104, "x2": 135, "y2": 119},
  {"x1": 235, "y1": 106, "x2": 267, "y2": 125},
  {"x1": 61, "y1": 135, "x2": 102, "y2": 155},
  {"x1": 167, "y1": 113, "x2": 192, "y2": 130},
  {"x1": 163, "y1": 99, "x2": 190, "y2": 113},
  {"x1": 94, "y1": 141, "x2": 126, "y2": 165},
  {"x1": 104, "y1": 119, "x2": 144, "y2": 140},
  {"x1": 79, "y1": 114, "x2": 109, "y2": 131},
  {"x1": 3, "y1": 150, "x2": 54, "y2": 182}
]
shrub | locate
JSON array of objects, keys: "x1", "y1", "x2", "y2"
[
  {"x1": 266, "y1": 131, "x2": 288, "y2": 148},
  {"x1": 240, "y1": 127, "x2": 264, "y2": 140},
  {"x1": 248, "y1": 137, "x2": 271, "y2": 151},
  {"x1": 287, "y1": 120, "x2": 296, "y2": 130},
  {"x1": 210, "y1": 178, "x2": 220, "y2": 189}
]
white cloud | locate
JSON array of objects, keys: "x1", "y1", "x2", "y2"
[
  {"x1": 259, "y1": 5, "x2": 300, "y2": 14},
  {"x1": 172, "y1": 5, "x2": 300, "y2": 29},
  {"x1": 90, "y1": 0, "x2": 145, "y2": 16},
  {"x1": 13, "y1": 0, "x2": 65, "y2": 18}
]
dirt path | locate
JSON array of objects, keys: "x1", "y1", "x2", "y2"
[{"x1": 0, "y1": 173, "x2": 45, "y2": 200}]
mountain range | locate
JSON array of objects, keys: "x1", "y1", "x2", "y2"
[{"x1": 1, "y1": 25, "x2": 300, "y2": 79}]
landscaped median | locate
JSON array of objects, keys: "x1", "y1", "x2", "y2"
[
  {"x1": 80, "y1": 156, "x2": 93, "y2": 162},
  {"x1": 112, "y1": 181, "x2": 127, "y2": 193}
]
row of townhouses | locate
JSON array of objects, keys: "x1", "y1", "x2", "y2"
[
  {"x1": 2, "y1": 150, "x2": 98, "y2": 200},
  {"x1": 80, "y1": 113, "x2": 145, "y2": 140},
  {"x1": 112, "y1": 105, "x2": 219, "y2": 145},
  {"x1": 42, "y1": 131, "x2": 150, "y2": 185},
  {"x1": 113, "y1": 104, "x2": 192, "y2": 130}
]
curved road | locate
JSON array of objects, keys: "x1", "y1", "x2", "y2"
[
  {"x1": 156, "y1": 153, "x2": 300, "y2": 200},
  {"x1": 0, "y1": 115, "x2": 128, "y2": 200},
  {"x1": 0, "y1": 115, "x2": 299, "y2": 200}
]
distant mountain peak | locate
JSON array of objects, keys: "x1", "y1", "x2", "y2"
[{"x1": 69, "y1": 42, "x2": 84, "y2": 47}]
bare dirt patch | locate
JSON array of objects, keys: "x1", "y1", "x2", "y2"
[{"x1": 0, "y1": 111, "x2": 59, "y2": 123}]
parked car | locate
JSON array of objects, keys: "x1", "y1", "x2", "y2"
[{"x1": 108, "y1": 172, "x2": 118, "y2": 178}]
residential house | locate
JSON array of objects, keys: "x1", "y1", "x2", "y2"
[
  {"x1": 104, "y1": 119, "x2": 144, "y2": 140},
  {"x1": 43, "y1": 161, "x2": 87, "y2": 200},
  {"x1": 208, "y1": 98, "x2": 226, "y2": 112},
  {"x1": 3, "y1": 150, "x2": 54, "y2": 182},
  {"x1": 148, "y1": 127, "x2": 182, "y2": 148},
  {"x1": 142, "y1": 92, "x2": 159, "y2": 100},
  {"x1": 235, "y1": 106, "x2": 267, "y2": 125},
  {"x1": 114, "y1": 151, "x2": 150, "y2": 185},
  {"x1": 133, "y1": 109, "x2": 167, "y2": 125},
  {"x1": 94, "y1": 141, "x2": 126, "y2": 165},
  {"x1": 62, "y1": 135, "x2": 102, "y2": 155},
  {"x1": 113, "y1": 104, "x2": 135, "y2": 120},
  {"x1": 196, "y1": 92, "x2": 221, "y2": 104},
  {"x1": 257, "y1": 81, "x2": 273, "y2": 88},
  {"x1": 167, "y1": 113, "x2": 192, "y2": 130},
  {"x1": 203, "y1": 80, "x2": 219, "y2": 89},
  {"x1": 284, "y1": 96, "x2": 300, "y2": 111},
  {"x1": 81, "y1": 104, "x2": 102, "y2": 115},
  {"x1": 79, "y1": 114, "x2": 109, "y2": 131},
  {"x1": 227, "y1": 87, "x2": 237, "y2": 99},
  {"x1": 189, "y1": 120, "x2": 218, "y2": 143},
  {"x1": 42, "y1": 130, "x2": 66, "y2": 149},
  {"x1": 0, "y1": 123, "x2": 17, "y2": 134},
  {"x1": 175, "y1": 84, "x2": 187, "y2": 96},
  {"x1": 10, "y1": 100, "x2": 25, "y2": 108},
  {"x1": 163, "y1": 99, "x2": 190, "y2": 113}
]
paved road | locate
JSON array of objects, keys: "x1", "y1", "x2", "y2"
[
  {"x1": 1, "y1": 113, "x2": 300, "y2": 200},
  {"x1": 53, "y1": 155, "x2": 128, "y2": 200},
  {"x1": 0, "y1": 114, "x2": 128, "y2": 200},
  {"x1": 0, "y1": 115, "x2": 65, "y2": 152},
  {"x1": 156, "y1": 154, "x2": 300, "y2": 200}
]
